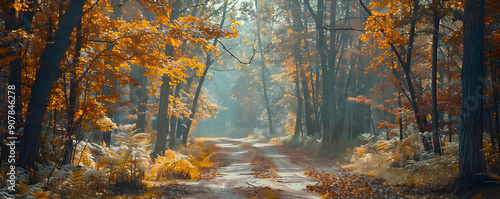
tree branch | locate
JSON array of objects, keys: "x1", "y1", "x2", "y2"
[{"x1": 216, "y1": 39, "x2": 256, "y2": 65}]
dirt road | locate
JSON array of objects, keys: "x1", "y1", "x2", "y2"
[{"x1": 169, "y1": 138, "x2": 324, "y2": 199}]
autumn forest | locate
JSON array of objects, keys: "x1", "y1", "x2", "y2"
[{"x1": 0, "y1": 0, "x2": 499, "y2": 198}]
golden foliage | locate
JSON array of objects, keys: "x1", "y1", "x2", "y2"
[
  {"x1": 483, "y1": 141, "x2": 500, "y2": 172},
  {"x1": 356, "y1": 147, "x2": 367, "y2": 158},
  {"x1": 30, "y1": 190, "x2": 51, "y2": 199},
  {"x1": 148, "y1": 150, "x2": 201, "y2": 180}
]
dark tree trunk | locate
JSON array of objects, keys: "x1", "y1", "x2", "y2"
[
  {"x1": 169, "y1": 84, "x2": 182, "y2": 149},
  {"x1": 294, "y1": 70, "x2": 303, "y2": 137},
  {"x1": 494, "y1": 73, "x2": 500, "y2": 151},
  {"x1": 305, "y1": 0, "x2": 330, "y2": 147},
  {"x1": 62, "y1": 19, "x2": 83, "y2": 165},
  {"x1": 289, "y1": 3, "x2": 317, "y2": 136},
  {"x1": 360, "y1": 0, "x2": 428, "y2": 135},
  {"x1": 488, "y1": 45, "x2": 499, "y2": 151},
  {"x1": 289, "y1": 0, "x2": 304, "y2": 137},
  {"x1": 152, "y1": 75, "x2": 171, "y2": 159},
  {"x1": 177, "y1": 78, "x2": 194, "y2": 139},
  {"x1": 300, "y1": 72, "x2": 315, "y2": 136},
  {"x1": 134, "y1": 66, "x2": 149, "y2": 134},
  {"x1": 402, "y1": 0, "x2": 429, "y2": 134},
  {"x1": 1, "y1": 0, "x2": 35, "y2": 167},
  {"x1": 455, "y1": 0, "x2": 486, "y2": 192},
  {"x1": 399, "y1": 92, "x2": 404, "y2": 141},
  {"x1": 260, "y1": 45, "x2": 274, "y2": 135},
  {"x1": 183, "y1": 57, "x2": 213, "y2": 145},
  {"x1": 19, "y1": 0, "x2": 86, "y2": 169},
  {"x1": 328, "y1": 0, "x2": 339, "y2": 146},
  {"x1": 333, "y1": 0, "x2": 351, "y2": 140},
  {"x1": 152, "y1": 0, "x2": 181, "y2": 156},
  {"x1": 431, "y1": 0, "x2": 441, "y2": 155}
]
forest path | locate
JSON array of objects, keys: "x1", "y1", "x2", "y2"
[{"x1": 176, "y1": 138, "x2": 321, "y2": 199}]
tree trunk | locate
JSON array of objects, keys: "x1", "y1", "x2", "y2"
[
  {"x1": 360, "y1": 0, "x2": 428, "y2": 134},
  {"x1": 403, "y1": 0, "x2": 429, "y2": 134},
  {"x1": 333, "y1": 0, "x2": 351, "y2": 141},
  {"x1": 177, "y1": 77, "x2": 194, "y2": 139},
  {"x1": 62, "y1": 19, "x2": 83, "y2": 165},
  {"x1": 455, "y1": 0, "x2": 486, "y2": 192},
  {"x1": 152, "y1": 0, "x2": 181, "y2": 156},
  {"x1": 169, "y1": 84, "x2": 181, "y2": 149},
  {"x1": 328, "y1": 0, "x2": 339, "y2": 146},
  {"x1": 183, "y1": 0, "x2": 229, "y2": 144},
  {"x1": 135, "y1": 66, "x2": 149, "y2": 134},
  {"x1": 152, "y1": 75, "x2": 171, "y2": 159},
  {"x1": 260, "y1": 47, "x2": 274, "y2": 135},
  {"x1": 489, "y1": 47, "x2": 499, "y2": 151},
  {"x1": 294, "y1": 70, "x2": 303, "y2": 137},
  {"x1": 19, "y1": 0, "x2": 86, "y2": 169},
  {"x1": 1, "y1": 0, "x2": 35, "y2": 167},
  {"x1": 289, "y1": 0, "x2": 304, "y2": 137},
  {"x1": 431, "y1": 0, "x2": 441, "y2": 155},
  {"x1": 399, "y1": 92, "x2": 404, "y2": 141},
  {"x1": 305, "y1": 0, "x2": 330, "y2": 147},
  {"x1": 254, "y1": 0, "x2": 274, "y2": 135}
]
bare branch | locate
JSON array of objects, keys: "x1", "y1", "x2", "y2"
[
  {"x1": 215, "y1": 39, "x2": 256, "y2": 65},
  {"x1": 321, "y1": 27, "x2": 365, "y2": 32},
  {"x1": 82, "y1": 0, "x2": 101, "y2": 15}
]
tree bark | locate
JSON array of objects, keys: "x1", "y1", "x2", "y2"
[
  {"x1": 259, "y1": 41, "x2": 274, "y2": 135},
  {"x1": 328, "y1": 0, "x2": 338, "y2": 146},
  {"x1": 431, "y1": 0, "x2": 441, "y2": 155},
  {"x1": 294, "y1": 69, "x2": 303, "y2": 137},
  {"x1": 19, "y1": 0, "x2": 86, "y2": 169},
  {"x1": 152, "y1": 0, "x2": 181, "y2": 156},
  {"x1": 455, "y1": 0, "x2": 486, "y2": 192},
  {"x1": 399, "y1": 92, "x2": 404, "y2": 141},
  {"x1": 152, "y1": 75, "x2": 171, "y2": 159},
  {"x1": 305, "y1": 0, "x2": 331, "y2": 147},
  {"x1": 62, "y1": 19, "x2": 83, "y2": 165},
  {"x1": 1, "y1": 0, "x2": 35, "y2": 167},
  {"x1": 169, "y1": 84, "x2": 182, "y2": 149},
  {"x1": 177, "y1": 77, "x2": 194, "y2": 139},
  {"x1": 134, "y1": 66, "x2": 149, "y2": 134}
]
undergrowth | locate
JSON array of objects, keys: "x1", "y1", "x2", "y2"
[
  {"x1": 305, "y1": 167, "x2": 399, "y2": 198},
  {"x1": 344, "y1": 135, "x2": 459, "y2": 190},
  {"x1": 4, "y1": 126, "x2": 219, "y2": 198}
]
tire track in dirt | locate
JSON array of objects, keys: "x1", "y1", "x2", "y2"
[{"x1": 179, "y1": 138, "x2": 320, "y2": 199}]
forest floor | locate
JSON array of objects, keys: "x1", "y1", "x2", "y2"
[
  {"x1": 148, "y1": 138, "x2": 320, "y2": 198},
  {"x1": 146, "y1": 138, "x2": 500, "y2": 199}
]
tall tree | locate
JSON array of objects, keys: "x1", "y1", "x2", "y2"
[
  {"x1": 305, "y1": 0, "x2": 331, "y2": 147},
  {"x1": 455, "y1": 0, "x2": 486, "y2": 192},
  {"x1": 431, "y1": 0, "x2": 442, "y2": 155},
  {"x1": 153, "y1": 0, "x2": 181, "y2": 159},
  {"x1": 1, "y1": 0, "x2": 35, "y2": 166},
  {"x1": 19, "y1": 0, "x2": 87, "y2": 169},
  {"x1": 254, "y1": 0, "x2": 275, "y2": 135}
]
